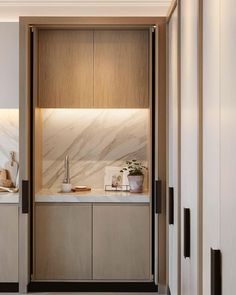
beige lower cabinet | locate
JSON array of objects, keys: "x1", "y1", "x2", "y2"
[
  {"x1": 0, "y1": 205, "x2": 18, "y2": 282},
  {"x1": 93, "y1": 204, "x2": 150, "y2": 280},
  {"x1": 34, "y1": 203, "x2": 92, "y2": 280}
]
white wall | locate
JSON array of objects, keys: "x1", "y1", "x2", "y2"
[
  {"x1": 0, "y1": 22, "x2": 19, "y2": 108},
  {"x1": 180, "y1": 0, "x2": 200, "y2": 294},
  {"x1": 168, "y1": 7, "x2": 179, "y2": 295}
]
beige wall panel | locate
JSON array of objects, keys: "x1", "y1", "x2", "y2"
[
  {"x1": 94, "y1": 30, "x2": 149, "y2": 108},
  {"x1": 35, "y1": 203, "x2": 92, "y2": 280},
  {"x1": 93, "y1": 204, "x2": 150, "y2": 280},
  {"x1": 38, "y1": 30, "x2": 94, "y2": 108}
]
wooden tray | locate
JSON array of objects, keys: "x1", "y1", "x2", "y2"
[{"x1": 71, "y1": 187, "x2": 91, "y2": 192}]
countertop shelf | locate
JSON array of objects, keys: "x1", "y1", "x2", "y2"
[
  {"x1": 35, "y1": 188, "x2": 150, "y2": 203},
  {"x1": 0, "y1": 192, "x2": 19, "y2": 204}
]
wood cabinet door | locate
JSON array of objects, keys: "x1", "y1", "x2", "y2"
[
  {"x1": 0, "y1": 205, "x2": 18, "y2": 282},
  {"x1": 93, "y1": 204, "x2": 150, "y2": 280},
  {"x1": 38, "y1": 30, "x2": 94, "y2": 108},
  {"x1": 34, "y1": 204, "x2": 92, "y2": 280},
  {"x1": 94, "y1": 30, "x2": 149, "y2": 108}
]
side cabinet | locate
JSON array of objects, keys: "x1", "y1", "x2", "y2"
[
  {"x1": 93, "y1": 204, "x2": 150, "y2": 280},
  {"x1": 0, "y1": 205, "x2": 18, "y2": 282},
  {"x1": 34, "y1": 203, "x2": 92, "y2": 280}
]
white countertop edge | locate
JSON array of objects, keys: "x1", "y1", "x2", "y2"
[
  {"x1": 0, "y1": 192, "x2": 19, "y2": 204},
  {"x1": 35, "y1": 189, "x2": 150, "y2": 203},
  {"x1": 35, "y1": 196, "x2": 150, "y2": 203}
]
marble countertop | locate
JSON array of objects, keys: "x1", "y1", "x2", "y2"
[
  {"x1": 0, "y1": 192, "x2": 19, "y2": 204},
  {"x1": 35, "y1": 189, "x2": 150, "y2": 203}
]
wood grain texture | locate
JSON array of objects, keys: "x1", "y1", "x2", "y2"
[
  {"x1": 0, "y1": 205, "x2": 18, "y2": 282},
  {"x1": 33, "y1": 29, "x2": 43, "y2": 194},
  {"x1": 157, "y1": 23, "x2": 167, "y2": 286},
  {"x1": 93, "y1": 204, "x2": 150, "y2": 280},
  {"x1": 34, "y1": 203, "x2": 92, "y2": 280},
  {"x1": 94, "y1": 30, "x2": 149, "y2": 108},
  {"x1": 20, "y1": 17, "x2": 166, "y2": 27},
  {"x1": 38, "y1": 30, "x2": 94, "y2": 108}
]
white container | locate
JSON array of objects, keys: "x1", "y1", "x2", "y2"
[
  {"x1": 128, "y1": 175, "x2": 144, "y2": 193},
  {"x1": 61, "y1": 183, "x2": 72, "y2": 193}
]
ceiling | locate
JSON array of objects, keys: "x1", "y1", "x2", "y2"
[{"x1": 0, "y1": 0, "x2": 172, "y2": 21}]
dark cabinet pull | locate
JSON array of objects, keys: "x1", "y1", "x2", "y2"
[
  {"x1": 211, "y1": 248, "x2": 222, "y2": 295},
  {"x1": 22, "y1": 180, "x2": 29, "y2": 214},
  {"x1": 184, "y1": 208, "x2": 190, "y2": 258},
  {"x1": 155, "y1": 180, "x2": 162, "y2": 214},
  {"x1": 169, "y1": 187, "x2": 174, "y2": 225}
]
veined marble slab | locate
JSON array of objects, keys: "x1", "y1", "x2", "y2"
[
  {"x1": 0, "y1": 192, "x2": 19, "y2": 203},
  {"x1": 35, "y1": 189, "x2": 150, "y2": 203},
  {"x1": 0, "y1": 109, "x2": 19, "y2": 168},
  {"x1": 42, "y1": 109, "x2": 150, "y2": 189}
]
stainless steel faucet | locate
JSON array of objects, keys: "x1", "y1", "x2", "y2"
[{"x1": 63, "y1": 155, "x2": 70, "y2": 184}]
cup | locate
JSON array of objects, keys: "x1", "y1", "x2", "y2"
[{"x1": 61, "y1": 183, "x2": 72, "y2": 193}]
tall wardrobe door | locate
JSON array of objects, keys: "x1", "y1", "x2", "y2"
[
  {"x1": 168, "y1": 7, "x2": 180, "y2": 295},
  {"x1": 220, "y1": 0, "x2": 236, "y2": 293},
  {"x1": 202, "y1": 0, "x2": 221, "y2": 293},
  {"x1": 180, "y1": 0, "x2": 200, "y2": 294}
]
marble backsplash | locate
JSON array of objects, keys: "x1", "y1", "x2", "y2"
[
  {"x1": 42, "y1": 109, "x2": 150, "y2": 189},
  {"x1": 0, "y1": 109, "x2": 19, "y2": 168}
]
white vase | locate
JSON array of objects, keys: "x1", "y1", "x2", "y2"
[{"x1": 128, "y1": 175, "x2": 144, "y2": 193}]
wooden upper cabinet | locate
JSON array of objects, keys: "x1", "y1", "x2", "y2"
[
  {"x1": 94, "y1": 30, "x2": 149, "y2": 108},
  {"x1": 37, "y1": 29, "x2": 149, "y2": 108},
  {"x1": 38, "y1": 29, "x2": 94, "y2": 108}
]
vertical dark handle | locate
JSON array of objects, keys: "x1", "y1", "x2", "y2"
[
  {"x1": 22, "y1": 180, "x2": 29, "y2": 214},
  {"x1": 169, "y1": 187, "x2": 174, "y2": 225},
  {"x1": 211, "y1": 248, "x2": 222, "y2": 295},
  {"x1": 155, "y1": 180, "x2": 162, "y2": 213},
  {"x1": 184, "y1": 208, "x2": 190, "y2": 258}
]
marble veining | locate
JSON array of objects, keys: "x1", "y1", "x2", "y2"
[
  {"x1": 0, "y1": 109, "x2": 19, "y2": 168},
  {"x1": 42, "y1": 109, "x2": 149, "y2": 189}
]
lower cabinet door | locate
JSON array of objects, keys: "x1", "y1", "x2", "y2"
[
  {"x1": 35, "y1": 203, "x2": 92, "y2": 280},
  {"x1": 93, "y1": 204, "x2": 150, "y2": 280},
  {"x1": 0, "y1": 205, "x2": 18, "y2": 282}
]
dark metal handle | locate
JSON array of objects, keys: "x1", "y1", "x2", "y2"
[
  {"x1": 22, "y1": 180, "x2": 29, "y2": 214},
  {"x1": 211, "y1": 248, "x2": 222, "y2": 295},
  {"x1": 169, "y1": 187, "x2": 174, "y2": 225},
  {"x1": 155, "y1": 180, "x2": 162, "y2": 214},
  {"x1": 184, "y1": 208, "x2": 190, "y2": 258}
]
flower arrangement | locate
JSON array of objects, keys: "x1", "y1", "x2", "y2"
[{"x1": 120, "y1": 159, "x2": 148, "y2": 176}]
